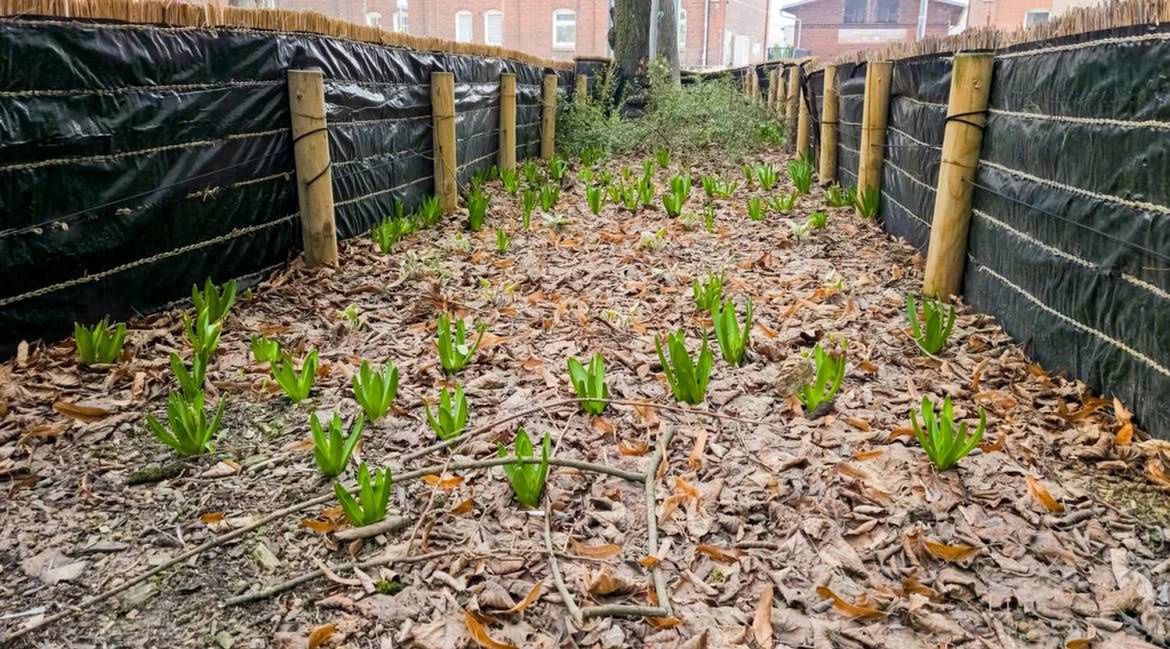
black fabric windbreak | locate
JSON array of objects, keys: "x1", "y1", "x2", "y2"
[
  {"x1": 835, "y1": 62, "x2": 864, "y2": 187},
  {"x1": 878, "y1": 55, "x2": 950, "y2": 252},
  {"x1": 805, "y1": 68, "x2": 824, "y2": 165},
  {"x1": 963, "y1": 25, "x2": 1170, "y2": 439},
  {"x1": 0, "y1": 16, "x2": 564, "y2": 355}
]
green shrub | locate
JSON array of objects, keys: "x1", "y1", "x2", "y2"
[
  {"x1": 271, "y1": 350, "x2": 318, "y2": 402},
  {"x1": 192, "y1": 279, "x2": 237, "y2": 323},
  {"x1": 711, "y1": 297, "x2": 753, "y2": 365},
  {"x1": 310, "y1": 412, "x2": 364, "y2": 477},
  {"x1": 856, "y1": 187, "x2": 880, "y2": 219},
  {"x1": 548, "y1": 156, "x2": 568, "y2": 182},
  {"x1": 906, "y1": 294, "x2": 956, "y2": 355},
  {"x1": 911, "y1": 396, "x2": 985, "y2": 470},
  {"x1": 692, "y1": 273, "x2": 724, "y2": 311},
  {"x1": 416, "y1": 195, "x2": 442, "y2": 227},
  {"x1": 467, "y1": 187, "x2": 489, "y2": 231},
  {"x1": 662, "y1": 191, "x2": 684, "y2": 217},
  {"x1": 335, "y1": 464, "x2": 391, "y2": 527},
  {"x1": 587, "y1": 185, "x2": 603, "y2": 214},
  {"x1": 425, "y1": 384, "x2": 469, "y2": 440},
  {"x1": 747, "y1": 197, "x2": 765, "y2": 221},
  {"x1": 436, "y1": 312, "x2": 486, "y2": 373},
  {"x1": 495, "y1": 228, "x2": 511, "y2": 254},
  {"x1": 371, "y1": 217, "x2": 409, "y2": 253},
  {"x1": 250, "y1": 335, "x2": 281, "y2": 364},
  {"x1": 798, "y1": 342, "x2": 846, "y2": 414},
  {"x1": 788, "y1": 157, "x2": 814, "y2": 195},
  {"x1": 567, "y1": 354, "x2": 608, "y2": 415},
  {"x1": 581, "y1": 146, "x2": 604, "y2": 167},
  {"x1": 74, "y1": 319, "x2": 127, "y2": 365},
  {"x1": 352, "y1": 360, "x2": 398, "y2": 421},
  {"x1": 656, "y1": 329, "x2": 713, "y2": 405},
  {"x1": 169, "y1": 353, "x2": 206, "y2": 402},
  {"x1": 498, "y1": 428, "x2": 551, "y2": 508},
  {"x1": 146, "y1": 390, "x2": 226, "y2": 457}
]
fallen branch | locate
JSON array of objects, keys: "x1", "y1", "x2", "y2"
[
  {"x1": 334, "y1": 516, "x2": 411, "y2": 541},
  {"x1": 397, "y1": 456, "x2": 645, "y2": 484},
  {"x1": 644, "y1": 426, "x2": 677, "y2": 618},
  {"x1": 543, "y1": 501, "x2": 584, "y2": 625}
]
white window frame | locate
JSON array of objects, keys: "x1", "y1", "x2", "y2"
[
  {"x1": 677, "y1": 3, "x2": 687, "y2": 52},
  {"x1": 1024, "y1": 9, "x2": 1049, "y2": 26},
  {"x1": 455, "y1": 10, "x2": 473, "y2": 42},
  {"x1": 365, "y1": 11, "x2": 382, "y2": 27},
  {"x1": 484, "y1": 10, "x2": 504, "y2": 45},
  {"x1": 552, "y1": 9, "x2": 576, "y2": 50},
  {"x1": 393, "y1": 9, "x2": 408, "y2": 32}
]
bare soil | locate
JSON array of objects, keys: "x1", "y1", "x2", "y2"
[{"x1": 2, "y1": 148, "x2": 1169, "y2": 649}]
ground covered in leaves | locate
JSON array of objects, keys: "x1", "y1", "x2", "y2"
[{"x1": 3, "y1": 148, "x2": 1170, "y2": 649}]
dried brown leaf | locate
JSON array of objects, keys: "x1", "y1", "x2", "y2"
[
  {"x1": 815, "y1": 586, "x2": 885, "y2": 620},
  {"x1": 463, "y1": 611, "x2": 518, "y2": 649},
  {"x1": 1026, "y1": 475, "x2": 1065, "y2": 513},
  {"x1": 307, "y1": 623, "x2": 335, "y2": 649}
]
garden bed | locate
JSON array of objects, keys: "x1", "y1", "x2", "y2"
[{"x1": 2, "y1": 148, "x2": 1168, "y2": 648}]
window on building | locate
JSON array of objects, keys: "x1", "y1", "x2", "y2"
[
  {"x1": 552, "y1": 9, "x2": 576, "y2": 49},
  {"x1": 843, "y1": 0, "x2": 867, "y2": 23},
  {"x1": 455, "y1": 10, "x2": 473, "y2": 41},
  {"x1": 255, "y1": 0, "x2": 276, "y2": 8},
  {"x1": 677, "y1": 2, "x2": 687, "y2": 52},
  {"x1": 1024, "y1": 9, "x2": 1049, "y2": 25},
  {"x1": 365, "y1": 11, "x2": 382, "y2": 26},
  {"x1": 875, "y1": 0, "x2": 897, "y2": 23},
  {"x1": 484, "y1": 10, "x2": 504, "y2": 45},
  {"x1": 393, "y1": 0, "x2": 408, "y2": 33}
]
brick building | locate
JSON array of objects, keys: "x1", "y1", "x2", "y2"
[
  {"x1": 967, "y1": 0, "x2": 1100, "y2": 30},
  {"x1": 228, "y1": 0, "x2": 773, "y2": 66},
  {"x1": 782, "y1": 0, "x2": 965, "y2": 58}
]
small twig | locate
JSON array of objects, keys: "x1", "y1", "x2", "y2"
[
  {"x1": 334, "y1": 516, "x2": 411, "y2": 541},
  {"x1": 644, "y1": 425, "x2": 677, "y2": 617},
  {"x1": 544, "y1": 501, "x2": 584, "y2": 625},
  {"x1": 224, "y1": 548, "x2": 454, "y2": 607},
  {"x1": 582, "y1": 604, "x2": 670, "y2": 619},
  {"x1": 397, "y1": 456, "x2": 644, "y2": 484}
]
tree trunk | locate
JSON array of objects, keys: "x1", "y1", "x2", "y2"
[
  {"x1": 653, "y1": 0, "x2": 680, "y2": 84},
  {"x1": 611, "y1": 0, "x2": 651, "y2": 81}
]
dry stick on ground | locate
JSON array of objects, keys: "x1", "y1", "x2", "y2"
[
  {"x1": 3, "y1": 399, "x2": 750, "y2": 644},
  {"x1": 543, "y1": 500, "x2": 585, "y2": 624}
]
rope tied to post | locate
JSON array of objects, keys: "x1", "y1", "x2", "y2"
[{"x1": 945, "y1": 108, "x2": 989, "y2": 130}]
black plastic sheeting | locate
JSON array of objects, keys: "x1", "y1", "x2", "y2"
[
  {"x1": 878, "y1": 55, "x2": 949, "y2": 252},
  {"x1": 0, "y1": 16, "x2": 567, "y2": 356},
  {"x1": 835, "y1": 62, "x2": 864, "y2": 187},
  {"x1": 964, "y1": 25, "x2": 1170, "y2": 439}
]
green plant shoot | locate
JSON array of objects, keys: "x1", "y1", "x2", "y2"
[
  {"x1": 522, "y1": 159, "x2": 541, "y2": 187},
  {"x1": 911, "y1": 396, "x2": 986, "y2": 470},
  {"x1": 271, "y1": 350, "x2": 318, "y2": 402},
  {"x1": 352, "y1": 360, "x2": 398, "y2": 421},
  {"x1": 655, "y1": 147, "x2": 671, "y2": 168},
  {"x1": 754, "y1": 163, "x2": 778, "y2": 190},
  {"x1": 656, "y1": 329, "x2": 714, "y2": 405},
  {"x1": 184, "y1": 309, "x2": 222, "y2": 364},
  {"x1": 548, "y1": 156, "x2": 568, "y2": 181},
  {"x1": 436, "y1": 312, "x2": 486, "y2": 373},
  {"x1": 906, "y1": 294, "x2": 956, "y2": 355},
  {"x1": 567, "y1": 354, "x2": 608, "y2": 415},
  {"x1": 703, "y1": 204, "x2": 716, "y2": 233},
  {"x1": 250, "y1": 335, "x2": 281, "y2": 364},
  {"x1": 747, "y1": 196, "x2": 765, "y2": 221},
  {"x1": 692, "y1": 273, "x2": 724, "y2": 311},
  {"x1": 496, "y1": 228, "x2": 511, "y2": 254},
  {"x1": 767, "y1": 193, "x2": 797, "y2": 214},
  {"x1": 587, "y1": 185, "x2": 603, "y2": 214},
  {"x1": 788, "y1": 157, "x2": 814, "y2": 195},
  {"x1": 467, "y1": 187, "x2": 489, "y2": 231},
  {"x1": 335, "y1": 464, "x2": 391, "y2": 527},
  {"x1": 521, "y1": 188, "x2": 537, "y2": 229},
  {"x1": 74, "y1": 319, "x2": 127, "y2": 365},
  {"x1": 825, "y1": 185, "x2": 852, "y2": 208},
  {"x1": 498, "y1": 428, "x2": 551, "y2": 508},
  {"x1": 425, "y1": 384, "x2": 469, "y2": 440},
  {"x1": 501, "y1": 168, "x2": 519, "y2": 194},
  {"x1": 539, "y1": 183, "x2": 560, "y2": 211},
  {"x1": 798, "y1": 342, "x2": 846, "y2": 414},
  {"x1": 310, "y1": 412, "x2": 364, "y2": 477},
  {"x1": 146, "y1": 390, "x2": 226, "y2": 457},
  {"x1": 711, "y1": 297, "x2": 753, "y2": 365},
  {"x1": 855, "y1": 187, "x2": 880, "y2": 218},
  {"x1": 169, "y1": 352, "x2": 206, "y2": 402},
  {"x1": 192, "y1": 278, "x2": 237, "y2": 323}
]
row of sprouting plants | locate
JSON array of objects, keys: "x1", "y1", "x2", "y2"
[{"x1": 68, "y1": 164, "x2": 982, "y2": 532}]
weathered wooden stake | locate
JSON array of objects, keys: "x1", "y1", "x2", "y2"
[
  {"x1": 498, "y1": 72, "x2": 517, "y2": 171},
  {"x1": 541, "y1": 74, "x2": 557, "y2": 160},
  {"x1": 575, "y1": 74, "x2": 588, "y2": 104},
  {"x1": 778, "y1": 68, "x2": 787, "y2": 118},
  {"x1": 785, "y1": 66, "x2": 800, "y2": 150},
  {"x1": 287, "y1": 68, "x2": 338, "y2": 267},
  {"x1": 818, "y1": 64, "x2": 839, "y2": 185},
  {"x1": 749, "y1": 66, "x2": 759, "y2": 100},
  {"x1": 430, "y1": 71, "x2": 458, "y2": 214},
  {"x1": 923, "y1": 53, "x2": 995, "y2": 300},
  {"x1": 768, "y1": 68, "x2": 779, "y2": 111},
  {"x1": 857, "y1": 60, "x2": 893, "y2": 211},
  {"x1": 796, "y1": 85, "x2": 811, "y2": 158}
]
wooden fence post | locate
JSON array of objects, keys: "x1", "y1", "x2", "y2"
[
  {"x1": 785, "y1": 66, "x2": 800, "y2": 150},
  {"x1": 923, "y1": 53, "x2": 995, "y2": 300},
  {"x1": 768, "y1": 68, "x2": 779, "y2": 111},
  {"x1": 857, "y1": 60, "x2": 892, "y2": 211},
  {"x1": 796, "y1": 84, "x2": 811, "y2": 159},
  {"x1": 575, "y1": 74, "x2": 588, "y2": 104},
  {"x1": 431, "y1": 71, "x2": 458, "y2": 214},
  {"x1": 541, "y1": 74, "x2": 557, "y2": 160},
  {"x1": 287, "y1": 69, "x2": 338, "y2": 267},
  {"x1": 778, "y1": 67, "x2": 787, "y2": 118},
  {"x1": 818, "y1": 64, "x2": 839, "y2": 185},
  {"x1": 499, "y1": 72, "x2": 517, "y2": 171},
  {"x1": 749, "y1": 66, "x2": 760, "y2": 100}
]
